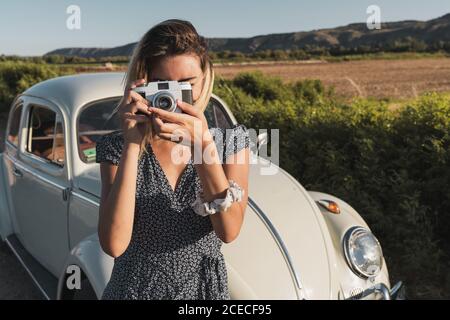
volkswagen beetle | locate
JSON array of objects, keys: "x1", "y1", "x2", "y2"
[{"x1": 0, "y1": 72, "x2": 403, "y2": 300}]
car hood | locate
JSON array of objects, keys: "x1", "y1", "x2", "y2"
[
  {"x1": 77, "y1": 157, "x2": 339, "y2": 299},
  {"x1": 241, "y1": 157, "x2": 339, "y2": 299}
]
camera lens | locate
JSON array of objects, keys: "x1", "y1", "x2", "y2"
[
  {"x1": 158, "y1": 96, "x2": 172, "y2": 110},
  {"x1": 153, "y1": 93, "x2": 174, "y2": 111}
]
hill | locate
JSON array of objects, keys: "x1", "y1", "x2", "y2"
[{"x1": 45, "y1": 13, "x2": 450, "y2": 57}]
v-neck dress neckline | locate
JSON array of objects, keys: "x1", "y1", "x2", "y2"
[
  {"x1": 95, "y1": 124, "x2": 252, "y2": 300},
  {"x1": 146, "y1": 142, "x2": 193, "y2": 197}
]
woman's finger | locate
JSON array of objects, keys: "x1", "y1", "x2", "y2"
[
  {"x1": 125, "y1": 78, "x2": 146, "y2": 103},
  {"x1": 126, "y1": 78, "x2": 146, "y2": 91},
  {"x1": 129, "y1": 101, "x2": 152, "y2": 116},
  {"x1": 125, "y1": 99, "x2": 149, "y2": 113},
  {"x1": 157, "y1": 132, "x2": 174, "y2": 141},
  {"x1": 151, "y1": 115, "x2": 163, "y2": 134},
  {"x1": 123, "y1": 112, "x2": 150, "y2": 123},
  {"x1": 152, "y1": 116, "x2": 185, "y2": 136},
  {"x1": 157, "y1": 119, "x2": 182, "y2": 134},
  {"x1": 153, "y1": 114, "x2": 164, "y2": 125},
  {"x1": 128, "y1": 90, "x2": 149, "y2": 105},
  {"x1": 157, "y1": 132, "x2": 184, "y2": 143},
  {"x1": 176, "y1": 99, "x2": 199, "y2": 117},
  {"x1": 132, "y1": 78, "x2": 146, "y2": 87},
  {"x1": 148, "y1": 106, "x2": 184, "y2": 123}
]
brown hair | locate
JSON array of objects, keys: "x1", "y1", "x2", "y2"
[{"x1": 120, "y1": 19, "x2": 214, "y2": 159}]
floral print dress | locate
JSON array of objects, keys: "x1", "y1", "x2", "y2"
[{"x1": 95, "y1": 124, "x2": 251, "y2": 300}]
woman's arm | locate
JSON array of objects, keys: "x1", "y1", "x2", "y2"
[
  {"x1": 98, "y1": 143, "x2": 140, "y2": 258},
  {"x1": 97, "y1": 78, "x2": 151, "y2": 258},
  {"x1": 194, "y1": 135, "x2": 250, "y2": 243},
  {"x1": 148, "y1": 100, "x2": 250, "y2": 243}
]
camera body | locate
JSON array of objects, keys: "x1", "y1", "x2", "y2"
[{"x1": 132, "y1": 81, "x2": 193, "y2": 113}]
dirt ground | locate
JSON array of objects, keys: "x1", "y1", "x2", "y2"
[
  {"x1": 0, "y1": 241, "x2": 43, "y2": 299},
  {"x1": 214, "y1": 57, "x2": 450, "y2": 100}
]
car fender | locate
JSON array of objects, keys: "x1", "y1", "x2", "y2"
[
  {"x1": 307, "y1": 191, "x2": 390, "y2": 292},
  {"x1": 307, "y1": 191, "x2": 369, "y2": 237},
  {"x1": 57, "y1": 233, "x2": 113, "y2": 299}
]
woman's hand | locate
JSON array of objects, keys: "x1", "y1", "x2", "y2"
[
  {"x1": 149, "y1": 100, "x2": 213, "y2": 151},
  {"x1": 117, "y1": 78, "x2": 152, "y2": 147}
]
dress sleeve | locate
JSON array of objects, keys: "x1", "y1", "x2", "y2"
[
  {"x1": 95, "y1": 131, "x2": 124, "y2": 166},
  {"x1": 208, "y1": 124, "x2": 255, "y2": 163},
  {"x1": 223, "y1": 124, "x2": 252, "y2": 159}
]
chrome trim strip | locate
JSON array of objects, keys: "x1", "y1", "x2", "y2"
[
  {"x1": 5, "y1": 140, "x2": 18, "y2": 150},
  {"x1": 22, "y1": 150, "x2": 65, "y2": 170},
  {"x1": 12, "y1": 161, "x2": 66, "y2": 191},
  {"x1": 71, "y1": 191, "x2": 99, "y2": 207},
  {"x1": 247, "y1": 197, "x2": 305, "y2": 299},
  {"x1": 5, "y1": 237, "x2": 50, "y2": 300}
]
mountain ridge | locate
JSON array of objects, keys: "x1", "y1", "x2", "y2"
[{"x1": 46, "y1": 13, "x2": 450, "y2": 58}]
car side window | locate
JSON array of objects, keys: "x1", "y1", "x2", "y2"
[
  {"x1": 204, "y1": 98, "x2": 233, "y2": 129},
  {"x1": 26, "y1": 105, "x2": 64, "y2": 167},
  {"x1": 52, "y1": 120, "x2": 65, "y2": 166},
  {"x1": 7, "y1": 104, "x2": 23, "y2": 147},
  {"x1": 77, "y1": 97, "x2": 122, "y2": 163}
]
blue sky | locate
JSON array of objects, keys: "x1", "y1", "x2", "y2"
[{"x1": 1, "y1": 0, "x2": 450, "y2": 56}]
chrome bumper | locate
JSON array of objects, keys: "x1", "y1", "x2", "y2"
[
  {"x1": 347, "y1": 281, "x2": 405, "y2": 300},
  {"x1": 350, "y1": 281, "x2": 405, "y2": 300}
]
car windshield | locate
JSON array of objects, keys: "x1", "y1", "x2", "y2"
[{"x1": 77, "y1": 97, "x2": 231, "y2": 163}]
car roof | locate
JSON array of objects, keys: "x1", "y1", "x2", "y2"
[{"x1": 22, "y1": 72, "x2": 127, "y2": 117}]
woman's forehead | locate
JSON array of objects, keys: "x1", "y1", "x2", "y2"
[{"x1": 149, "y1": 54, "x2": 202, "y2": 81}]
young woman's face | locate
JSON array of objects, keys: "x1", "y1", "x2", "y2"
[{"x1": 148, "y1": 53, "x2": 205, "y2": 104}]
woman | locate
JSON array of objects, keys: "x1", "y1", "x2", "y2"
[{"x1": 95, "y1": 19, "x2": 251, "y2": 300}]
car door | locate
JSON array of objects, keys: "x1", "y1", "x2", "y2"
[
  {"x1": 9, "y1": 99, "x2": 70, "y2": 276},
  {"x1": 2, "y1": 101, "x2": 24, "y2": 239}
]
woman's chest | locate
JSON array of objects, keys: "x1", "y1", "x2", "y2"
[{"x1": 135, "y1": 153, "x2": 202, "y2": 209}]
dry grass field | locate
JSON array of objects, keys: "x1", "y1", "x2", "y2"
[
  {"x1": 72, "y1": 57, "x2": 450, "y2": 101},
  {"x1": 213, "y1": 58, "x2": 450, "y2": 100}
]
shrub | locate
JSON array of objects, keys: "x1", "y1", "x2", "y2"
[
  {"x1": 215, "y1": 72, "x2": 450, "y2": 299},
  {"x1": 0, "y1": 62, "x2": 71, "y2": 112}
]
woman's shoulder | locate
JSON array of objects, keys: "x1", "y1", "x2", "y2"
[
  {"x1": 208, "y1": 124, "x2": 253, "y2": 160},
  {"x1": 95, "y1": 130, "x2": 125, "y2": 166}
]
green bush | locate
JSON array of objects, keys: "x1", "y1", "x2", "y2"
[
  {"x1": 0, "y1": 61, "x2": 72, "y2": 112},
  {"x1": 215, "y1": 72, "x2": 450, "y2": 299}
]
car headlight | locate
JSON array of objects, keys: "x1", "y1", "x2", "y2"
[{"x1": 343, "y1": 226, "x2": 383, "y2": 279}]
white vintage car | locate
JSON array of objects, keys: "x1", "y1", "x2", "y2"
[{"x1": 0, "y1": 72, "x2": 403, "y2": 300}]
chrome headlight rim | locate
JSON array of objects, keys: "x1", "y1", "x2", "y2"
[{"x1": 343, "y1": 226, "x2": 383, "y2": 279}]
